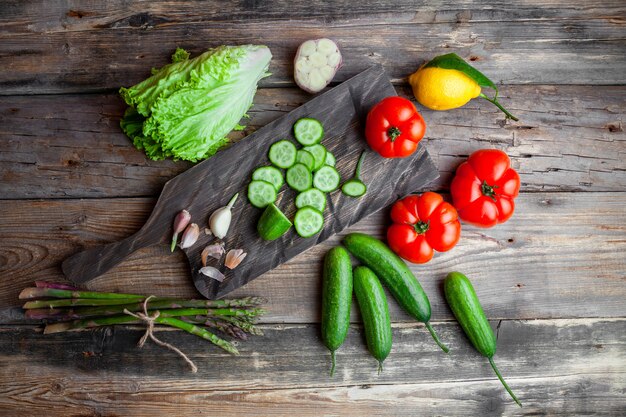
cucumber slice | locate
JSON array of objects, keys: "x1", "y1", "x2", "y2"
[
  {"x1": 294, "y1": 118, "x2": 324, "y2": 146},
  {"x1": 303, "y1": 144, "x2": 327, "y2": 171},
  {"x1": 325, "y1": 151, "x2": 336, "y2": 167},
  {"x1": 296, "y1": 149, "x2": 315, "y2": 171},
  {"x1": 286, "y1": 163, "x2": 313, "y2": 192},
  {"x1": 296, "y1": 188, "x2": 327, "y2": 212},
  {"x1": 341, "y1": 180, "x2": 367, "y2": 197},
  {"x1": 341, "y1": 151, "x2": 367, "y2": 197},
  {"x1": 252, "y1": 166, "x2": 284, "y2": 191},
  {"x1": 257, "y1": 203, "x2": 292, "y2": 240},
  {"x1": 269, "y1": 140, "x2": 297, "y2": 169},
  {"x1": 294, "y1": 207, "x2": 324, "y2": 238},
  {"x1": 313, "y1": 165, "x2": 340, "y2": 192},
  {"x1": 247, "y1": 180, "x2": 277, "y2": 208}
]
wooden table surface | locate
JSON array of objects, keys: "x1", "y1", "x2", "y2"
[{"x1": 1, "y1": 1, "x2": 625, "y2": 416}]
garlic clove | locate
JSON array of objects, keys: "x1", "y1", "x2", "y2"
[
  {"x1": 171, "y1": 210, "x2": 191, "y2": 252},
  {"x1": 199, "y1": 266, "x2": 225, "y2": 282},
  {"x1": 179, "y1": 223, "x2": 200, "y2": 249}
]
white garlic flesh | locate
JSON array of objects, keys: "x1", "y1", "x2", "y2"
[{"x1": 294, "y1": 38, "x2": 342, "y2": 94}]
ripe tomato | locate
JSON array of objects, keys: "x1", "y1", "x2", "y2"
[
  {"x1": 450, "y1": 149, "x2": 520, "y2": 228},
  {"x1": 387, "y1": 192, "x2": 461, "y2": 264},
  {"x1": 365, "y1": 96, "x2": 426, "y2": 158}
]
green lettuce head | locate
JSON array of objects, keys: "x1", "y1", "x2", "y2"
[{"x1": 120, "y1": 45, "x2": 272, "y2": 162}]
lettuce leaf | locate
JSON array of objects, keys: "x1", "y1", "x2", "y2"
[{"x1": 120, "y1": 45, "x2": 271, "y2": 162}]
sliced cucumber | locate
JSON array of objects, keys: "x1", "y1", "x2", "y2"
[
  {"x1": 252, "y1": 166, "x2": 284, "y2": 191},
  {"x1": 341, "y1": 151, "x2": 367, "y2": 198},
  {"x1": 286, "y1": 163, "x2": 313, "y2": 192},
  {"x1": 296, "y1": 188, "x2": 327, "y2": 212},
  {"x1": 294, "y1": 206, "x2": 324, "y2": 238},
  {"x1": 247, "y1": 180, "x2": 277, "y2": 208},
  {"x1": 294, "y1": 118, "x2": 324, "y2": 146},
  {"x1": 341, "y1": 180, "x2": 367, "y2": 197},
  {"x1": 325, "y1": 151, "x2": 336, "y2": 167},
  {"x1": 303, "y1": 144, "x2": 327, "y2": 171},
  {"x1": 268, "y1": 140, "x2": 297, "y2": 169},
  {"x1": 313, "y1": 165, "x2": 340, "y2": 192},
  {"x1": 257, "y1": 203, "x2": 292, "y2": 240},
  {"x1": 296, "y1": 149, "x2": 315, "y2": 171}
]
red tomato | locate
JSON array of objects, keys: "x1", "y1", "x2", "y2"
[
  {"x1": 387, "y1": 192, "x2": 461, "y2": 264},
  {"x1": 365, "y1": 96, "x2": 426, "y2": 158},
  {"x1": 450, "y1": 149, "x2": 520, "y2": 228}
]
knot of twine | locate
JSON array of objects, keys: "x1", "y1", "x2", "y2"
[{"x1": 124, "y1": 295, "x2": 198, "y2": 373}]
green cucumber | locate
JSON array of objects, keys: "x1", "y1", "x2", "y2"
[
  {"x1": 268, "y1": 140, "x2": 297, "y2": 169},
  {"x1": 303, "y1": 144, "x2": 327, "y2": 171},
  {"x1": 353, "y1": 266, "x2": 392, "y2": 374},
  {"x1": 296, "y1": 150, "x2": 316, "y2": 171},
  {"x1": 257, "y1": 203, "x2": 292, "y2": 240},
  {"x1": 444, "y1": 272, "x2": 522, "y2": 407},
  {"x1": 342, "y1": 233, "x2": 449, "y2": 353},
  {"x1": 294, "y1": 118, "x2": 324, "y2": 146},
  {"x1": 252, "y1": 166, "x2": 284, "y2": 192},
  {"x1": 294, "y1": 206, "x2": 324, "y2": 237},
  {"x1": 295, "y1": 188, "x2": 326, "y2": 212},
  {"x1": 247, "y1": 180, "x2": 277, "y2": 208},
  {"x1": 341, "y1": 151, "x2": 367, "y2": 198},
  {"x1": 321, "y1": 247, "x2": 353, "y2": 376}
]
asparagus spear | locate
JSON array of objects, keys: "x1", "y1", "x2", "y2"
[
  {"x1": 23, "y1": 298, "x2": 151, "y2": 309},
  {"x1": 26, "y1": 304, "x2": 265, "y2": 322},
  {"x1": 23, "y1": 296, "x2": 266, "y2": 313},
  {"x1": 20, "y1": 287, "x2": 145, "y2": 300},
  {"x1": 43, "y1": 308, "x2": 261, "y2": 332},
  {"x1": 44, "y1": 313, "x2": 239, "y2": 354}
]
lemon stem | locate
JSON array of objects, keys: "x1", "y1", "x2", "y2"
[{"x1": 479, "y1": 93, "x2": 519, "y2": 121}]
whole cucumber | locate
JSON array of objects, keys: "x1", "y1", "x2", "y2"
[
  {"x1": 321, "y1": 246, "x2": 353, "y2": 376},
  {"x1": 343, "y1": 233, "x2": 448, "y2": 352},
  {"x1": 353, "y1": 266, "x2": 392, "y2": 373},
  {"x1": 444, "y1": 271, "x2": 522, "y2": 407}
]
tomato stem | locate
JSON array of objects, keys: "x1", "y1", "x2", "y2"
[
  {"x1": 481, "y1": 180, "x2": 499, "y2": 202},
  {"x1": 413, "y1": 220, "x2": 430, "y2": 235},
  {"x1": 479, "y1": 93, "x2": 519, "y2": 121},
  {"x1": 489, "y1": 357, "x2": 522, "y2": 407},
  {"x1": 387, "y1": 126, "x2": 401, "y2": 142}
]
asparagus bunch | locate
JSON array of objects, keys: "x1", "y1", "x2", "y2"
[{"x1": 20, "y1": 282, "x2": 266, "y2": 355}]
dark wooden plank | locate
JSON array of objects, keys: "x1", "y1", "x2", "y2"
[
  {"x1": 0, "y1": 318, "x2": 624, "y2": 416},
  {"x1": 1, "y1": 1, "x2": 625, "y2": 94},
  {"x1": 1, "y1": 192, "x2": 624, "y2": 322},
  {"x1": 59, "y1": 66, "x2": 439, "y2": 298},
  {"x1": 1, "y1": 85, "x2": 624, "y2": 199}
]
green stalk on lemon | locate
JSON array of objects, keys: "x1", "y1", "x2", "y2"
[{"x1": 408, "y1": 53, "x2": 518, "y2": 121}]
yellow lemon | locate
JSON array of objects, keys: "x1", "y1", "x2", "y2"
[{"x1": 408, "y1": 67, "x2": 482, "y2": 111}]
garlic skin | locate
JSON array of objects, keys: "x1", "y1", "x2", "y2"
[
  {"x1": 225, "y1": 249, "x2": 247, "y2": 270},
  {"x1": 209, "y1": 193, "x2": 238, "y2": 239},
  {"x1": 179, "y1": 223, "x2": 200, "y2": 249},
  {"x1": 171, "y1": 209, "x2": 191, "y2": 252}
]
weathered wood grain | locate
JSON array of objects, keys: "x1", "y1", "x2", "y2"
[
  {"x1": 1, "y1": 85, "x2": 624, "y2": 199},
  {"x1": 59, "y1": 66, "x2": 439, "y2": 298},
  {"x1": 1, "y1": 192, "x2": 624, "y2": 323},
  {"x1": 1, "y1": 1, "x2": 625, "y2": 94},
  {"x1": 0, "y1": 318, "x2": 624, "y2": 416}
]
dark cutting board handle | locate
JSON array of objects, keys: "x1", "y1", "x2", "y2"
[{"x1": 62, "y1": 227, "x2": 162, "y2": 284}]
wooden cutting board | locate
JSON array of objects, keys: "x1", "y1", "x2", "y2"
[{"x1": 62, "y1": 65, "x2": 439, "y2": 299}]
